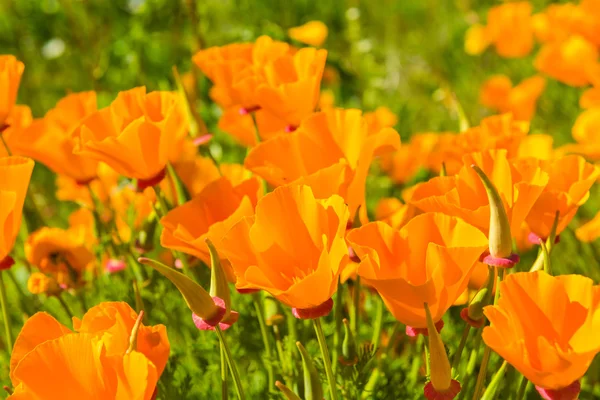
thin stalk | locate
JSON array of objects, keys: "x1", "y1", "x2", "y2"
[
  {"x1": 515, "y1": 375, "x2": 530, "y2": 400},
  {"x1": 273, "y1": 325, "x2": 290, "y2": 385},
  {"x1": 0, "y1": 272, "x2": 13, "y2": 352},
  {"x1": 221, "y1": 342, "x2": 229, "y2": 400},
  {"x1": 0, "y1": 131, "x2": 12, "y2": 156},
  {"x1": 57, "y1": 294, "x2": 75, "y2": 319},
  {"x1": 352, "y1": 277, "x2": 361, "y2": 336},
  {"x1": 332, "y1": 279, "x2": 343, "y2": 375},
  {"x1": 215, "y1": 326, "x2": 245, "y2": 400},
  {"x1": 424, "y1": 340, "x2": 430, "y2": 377},
  {"x1": 252, "y1": 295, "x2": 275, "y2": 390},
  {"x1": 371, "y1": 296, "x2": 384, "y2": 350},
  {"x1": 481, "y1": 360, "x2": 507, "y2": 400},
  {"x1": 153, "y1": 186, "x2": 171, "y2": 217},
  {"x1": 313, "y1": 318, "x2": 338, "y2": 400},
  {"x1": 451, "y1": 325, "x2": 471, "y2": 370},
  {"x1": 471, "y1": 346, "x2": 492, "y2": 400},
  {"x1": 7, "y1": 269, "x2": 35, "y2": 316}
]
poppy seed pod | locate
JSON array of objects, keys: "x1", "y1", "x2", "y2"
[
  {"x1": 297, "y1": 341, "x2": 324, "y2": 400},
  {"x1": 275, "y1": 381, "x2": 302, "y2": 400},
  {"x1": 340, "y1": 318, "x2": 358, "y2": 366}
]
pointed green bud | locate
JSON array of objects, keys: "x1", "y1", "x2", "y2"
[
  {"x1": 471, "y1": 165, "x2": 512, "y2": 258},
  {"x1": 138, "y1": 257, "x2": 222, "y2": 322},
  {"x1": 296, "y1": 341, "x2": 324, "y2": 400},
  {"x1": 275, "y1": 381, "x2": 302, "y2": 400},
  {"x1": 425, "y1": 303, "x2": 452, "y2": 392},
  {"x1": 467, "y1": 266, "x2": 495, "y2": 321},
  {"x1": 340, "y1": 318, "x2": 358, "y2": 365},
  {"x1": 126, "y1": 310, "x2": 144, "y2": 354},
  {"x1": 206, "y1": 238, "x2": 231, "y2": 319}
]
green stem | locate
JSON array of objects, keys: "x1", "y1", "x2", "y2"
[
  {"x1": 221, "y1": 341, "x2": 229, "y2": 400},
  {"x1": 515, "y1": 375, "x2": 529, "y2": 400},
  {"x1": 0, "y1": 131, "x2": 13, "y2": 156},
  {"x1": 153, "y1": 186, "x2": 171, "y2": 217},
  {"x1": 215, "y1": 326, "x2": 245, "y2": 400},
  {"x1": 471, "y1": 346, "x2": 492, "y2": 400},
  {"x1": 273, "y1": 325, "x2": 290, "y2": 384},
  {"x1": 332, "y1": 279, "x2": 343, "y2": 375},
  {"x1": 0, "y1": 272, "x2": 13, "y2": 352},
  {"x1": 352, "y1": 277, "x2": 360, "y2": 336},
  {"x1": 371, "y1": 296, "x2": 384, "y2": 350},
  {"x1": 57, "y1": 294, "x2": 75, "y2": 320},
  {"x1": 481, "y1": 360, "x2": 507, "y2": 400},
  {"x1": 252, "y1": 294, "x2": 275, "y2": 390},
  {"x1": 451, "y1": 325, "x2": 471, "y2": 370},
  {"x1": 424, "y1": 340, "x2": 430, "y2": 377},
  {"x1": 313, "y1": 318, "x2": 338, "y2": 400}
]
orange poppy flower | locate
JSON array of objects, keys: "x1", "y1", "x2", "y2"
[
  {"x1": 27, "y1": 272, "x2": 60, "y2": 295},
  {"x1": 74, "y1": 87, "x2": 187, "y2": 187},
  {"x1": 0, "y1": 156, "x2": 34, "y2": 267},
  {"x1": 532, "y1": 3, "x2": 600, "y2": 47},
  {"x1": 407, "y1": 149, "x2": 549, "y2": 238},
  {"x1": 380, "y1": 133, "x2": 439, "y2": 184},
  {"x1": 346, "y1": 213, "x2": 488, "y2": 328},
  {"x1": 14, "y1": 92, "x2": 98, "y2": 183},
  {"x1": 560, "y1": 108, "x2": 600, "y2": 161},
  {"x1": 374, "y1": 198, "x2": 416, "y2": 230},
  {"x1": 517, "y1": 134, "x2": 554, "y2": 160},
  {"x1": 0, "y1": 105, "x2": 33, "y2": 157},
  {"x1": 480, "y1": 75, "x2": 546, "y2": 121},
  {"x1": 245, "y1": 108, "x2": 400, "y2": 221},
  {"x1": 288, "y1": 21, "x2": 328, "y2": 47},
  {"x1": 526, "y1": 155, "x2": 599, "y2": 240},
  {"x1": 219, "y1": 185, "x2": 349, "y2": 312},
  {"x1": 9, "y1": 302, "x2": 168, "y2": 399},
  {"x1": 0, "y1": 55, "x2": 25, "y2": 127},
  {"x1": 535, "y1": 35, "x2": 598, "y2": 87},
  {"x1": 364, "y1": 106, "x2": 398, "y2": 135},
  {"x1": 160, "y1": 176, "x2": 261, "y2": 281},
  {"x1": 256, "y1": 47, "x2": 327, "y2": 129},
  {"x1": 576, "y1": 211, "x2": 600, "y2": 242},
  {"x1": 217, "y1": 106, "x2": 287, "y2": 147},
  {"x1": 466, "y1": 2, "x2": 534, "y2": 58},
  {"x1": 24, "y1": 227, "x2": 94, "y2": 286},
  {"x1": 483, "y1": 271, "x2": 600, "y2": 391},
  {"x1": 73, "y1": 301, "x2": 170, "y2": 376}
]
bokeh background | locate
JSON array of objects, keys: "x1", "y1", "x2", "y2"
[{"x1": 1, "y1": 1, "x2": 599, "y2": 398}]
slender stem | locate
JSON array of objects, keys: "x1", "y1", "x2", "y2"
[
  {"x1": 77, "y1": 290, "x2": 88, "y2": 313},
  {"x1": 252, "y1": 295, "x2": 275, "y2": 389},
  {"x1": 153, "y1": 186, "x2": 171, "y2": 217},
  {"x1": 215, "y1": 326, "x2": 245, "y2": 400},
  {"x1": 313, "y1": 318, "x2": 338, "y2": 400},
  {"x1": 371, "y1": 295, "x2": 384, "y2": 350},
  {"x1": 516, "y1": 375, "x2": 529, "y2": 400},
  {"x1": 494, "y1": 268, "x2": 504, "y2": 305},
  {"x1": 126, "y1": 253, "x2": 145, "y2": 284},
  {"x1": 481, "y1": 360, "x2": 507, "y2": 400},
  {"x1": 332, "y1": 278, "x2": 343, "y2": 375},
  {"x1": 352, "y1": 277, "x2": 361, "y2": 336},
  {"x1": 451, "y1": 325, "x2": 471, "y2": 370},
  {"x1": 0, "y1": 272, "x2": 13, "y2": 352},
  {"x1": 273, "y1": 325, "x2": 290, "y2": 384},
  {"x1": 471, "y1": 346, "x2": 492, "y2": 400},
  {"x1": 0, "y1": 131, "x2": 13, "y2": 156},
  {"x1": 220, "y1": 341, "x2": 229, "y2": 400},
  {"x1": 57, "y1": 294, "x2": 75, "y2": 320},
  {"x1": 424, "y1": 340, "x2": 430, "y2": 377}
]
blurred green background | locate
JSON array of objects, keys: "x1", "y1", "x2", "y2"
[{"x1": 2, "y1": 0, "x2": 600, "y2": 399}]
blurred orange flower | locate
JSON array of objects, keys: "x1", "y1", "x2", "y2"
[
  {"x1": 0, "y1": 156, "x2": 34, "y2": 267},
  {"x1": 27, "y1": 272, "x2": 60, "y2": 295},
  {"x1": 14, "y1": 92, "x2": 99, "y2": 183},
  {"x1": 0, "y1": 55, "x2": 25, "y2": 128},
  {"x1": 480, "y1": 75, "x2": 546, "y2": 121},
  {"x1": 364, "y1": 106, "x2": 398, "y2": 135},
  {"x1": 288, "y1": 21, "x2": 328, "y2": 47},
  {"x1": 532, "y1": 3, "x2": 600, "y2": 47},
  {"x1": 219, "y1": 185, "x2": 349, "y2": 311},
  {"x1": 483, "y1": 271, "x2": 600, "y2": 390},
  {"x1": 407, "y1": 149, "x2": 549, "y2": 238},
  {"x1": 347, "y1": 213, "x2": 488, "y2": 328},
  {"x1": 160, "y1": 176, "x2": 261, "y2": 281},
  {"x1": 246, "y1": 108, "x2": 400, "y2": 221},
  {"x1": 561, "y1": 108, "x2": 600, "y2": 160},
  {"x1": 9, "y1": 302, "x2": 168, "y2": 399},
  {"x1": 74, "y1": 87, "x2": 187, "y2": 187},
  {"x1": 526, "y1": 155, "x2": 599, "y2": 240},
  {"x1": 535, "y1": 35, "x2": 598, "y2": 87},
  {"x1": 25, "y1": 227, "x2": 94, "y2": 286},
  {"x1": 466, "y1": 2, "x2": 534, "y2": 58},
  {"x1": 380, "y1": 133, "x2": 439, "y2": 184},
  {"x1": 0, "y1": 105, "x2": 33, "y2": 157},
  {"x1": 576, "y1": 212, "x2": 600, "y2": 242}
]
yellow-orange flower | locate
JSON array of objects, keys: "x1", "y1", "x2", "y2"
[
  {"x1": 74, "y1": 87, "x2": 187, "y2": 184},
  {"x1": 160, "y1": 176, "x2": 261, "y2": 281},
  {"x1": 576, "y1": 212, "x2": 600, "y2": 242},
  {"x1": 219, "y1": 185, "x2": 349, "y2": 310},
  {"x1": 374, "y1": 198, "x2": 416, "y2": 230},
  {"x1": 0, "y1": 55, "x2": 25, "y2": 127},
  {"x1": 407, "y1": 149, "x2": 549, "y2": 238},
  {"x1": 245, "y1": 108, "x2": 400, "y2": 220},
  {"x1": 535, "y1": 35, "x2": 598, "y2": 87},
  {"x1": 25, "y1": 227, "x2": 94, "y2": 286},
  {"x1": 483, "y1": 271, "x2": 600, "y2": 390},
  {"x1": 480, "y1": 75, "x2": 546, "y2": 121},
  {"x1": 466, "y1": 2, "x2": 534, "y2": 58},
  {"x1": 0, "y1": 105, "x2": 33, "y2": 157},
  {"x1": 27, "y1": 272, "x2": 60, "y2": 295},
  {"x1": 0, "y1": 156, "x2": 34, "y2": 266},
  {"x1": 526, "y1": 156, "x2": 599, "y2": 240},
  {"x1": 532, "y1": 3, "x2": 600, "y2": 47},
  {"x1": 560, "y1": 108, "x2": 600, "y2": 161},
  {"x1": 14, "y1": 92, "x2": 98, "y2": 183},
  {"x1": 380, "y1": 133, "x2": 439, "y2": 184},
  {"x1": 347, "y1": 213, "x2": 488, "y2": 328},
  {"x1": 9, "y1": 302, "x2": 168, "y2": 399},
  {"x1": 288, "y1": 21, "x2": 328, "y2": 47}
]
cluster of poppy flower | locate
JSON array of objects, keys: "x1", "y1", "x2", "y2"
[{"x1": 1, "y1": 14, "x2": 600, "y2": 400}]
